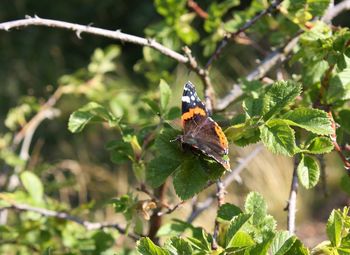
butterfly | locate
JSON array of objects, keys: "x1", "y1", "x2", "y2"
[{"x1": 179, "y1": 81, "x2": 230, "y2": 170}]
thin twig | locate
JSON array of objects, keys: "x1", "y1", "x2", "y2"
[
  {"x1": 205, "y1": 0, "x2": 283, "y2": 69},
  {"x1": 157, "y1": 201, "x2": 184, "y2": 216},
  {"x1": 215, "y1": 33, "x2": 301, "y2": 111},
  {"x1": 188, "y1": 0, "x2": 208, "y2": 19},
  {"x1": 0, "y1": 15, "x2": 188, "y2": 64},
  {"x1": 285, "y1": 155, "x2": 300, "y2": 235},
  {"x1": 323, "y1": 0, "x2": 350, "y2": 23},
  {"x1": 2, "y1": 202, "x2": 139, "y2": 240},
  {"x1": 212, "y1": 179, "x2": 225, "y2": 250}
]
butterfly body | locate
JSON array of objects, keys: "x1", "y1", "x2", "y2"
[{"x1": 180, "y1": 81, "x2": 230, "y2": 170}]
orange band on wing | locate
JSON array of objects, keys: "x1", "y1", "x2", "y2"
[
  {"x1": 214, "y1": 123, "x2": 228, "y2": 149},
  {"x1": 181, "y1": 107, "x2": 206, "y2": 121}
]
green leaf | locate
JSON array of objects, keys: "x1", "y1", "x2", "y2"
[
  {"x1": 297, "y1": 155, "x2": 320, "y2": 189},
  {"x1": 166, "y1": 237, "x2": 193, "y2": 255},
  {"x1": 285, "y1": 239, "x2": 309, "y2": 255},
  {"x1": 225, "y1": 214, "x2": 252, "y2": 247},
  {"x1": 340, "y1": 175, "x2": 350, "y2": 195},
  {"x1": 270, "y1": 231, "x2": 297, "y2": 255},
  {"x1": 165, "y1": 106, "x2": 181, "y2": 120},
  {"x1": 155, "y1": 127, "x2": 183, "y2": 159},
  {"x1": 217, "y1": 203, "x2": 242, "y2": 221},
  {"x1": 243, "y1": 97, "x2": 264, "y2": 118},
  {"x1": 68, "y1": 102, "x2": 118, "y2": 133},
  {"x1": 327, "y1": 68, "x2": 350, "y2": 104},
  {"x1": 327, "y1": 210, "x2": 343, "y2": 247},
  {"x1": 250, "y1": 231, "x2": 275, "y2": 255},
  {"x1": 225, "y1": 124, "x2": 261, "y2": 147},
  {"x1": 339, "y1": 109, "x2": 350, "y2": 133},
  {"x1": 157, "y1": 220, "x2": 192, "y2": 237},
  {"x1": 20, "y1": 171, "x2": 44, "y2": 203},
  {"x1": 159, "y1": 79, "x2": 172, "y2": 113},
  {"x1": 147, "y1": 156, "x2": 181, "y2": 188},
  {"x1": 136, "y1": 237, "x2": 169, "y2": 255},
  {"x1": 283, "y1": 108, "x2": 333, "y2": 135},
  {"x1": 263, "y1": 81, "x2": 302, "y2": 120},
  {"x1": 304, "y1": 137, "x2": 334, "y2": 154},
  {"x1": 173, "y1": 159, "x2": 208, "y2": 200},
  {"x1": 244, "y1": 192, "x2": 267, "y2": 226},
  {"x1": 260, "y1": 119, "x2": 296, "y2": 156}
]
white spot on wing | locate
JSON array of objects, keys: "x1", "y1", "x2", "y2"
[
  {"x1": 190, "y1": 96, "x2": 195, "y2": 101},
  {"x1": 182, "y1": 96, "x2": 191, "y2": 103}
]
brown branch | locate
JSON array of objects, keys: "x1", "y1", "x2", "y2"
[
  {"x1": 215, "y1": 33, "x2": 301, "y2": 111},
  {"x1": 212, "y1": 179, "x2": 225, "y2": 250},
  {"x1": 205, "y1": 0, "x2": 283, "y2": 69},
  {"x1": 2, "y1": 202, "x2": 139, "y2": 240},
  {"x1": 188, "y1": 0, "x2": 208, "y2": 19},
  {"x1": 0, "y1": 15, "x2": 188, "y2": 64}
]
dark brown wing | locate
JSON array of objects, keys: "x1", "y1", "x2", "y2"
[{"x1": 183, "y1": 117, "x2": 230, "y2": 170}]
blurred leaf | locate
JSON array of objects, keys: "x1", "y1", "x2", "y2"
[
  {"x1": 173, "y1": 159, "x2": 208, "y2": 200},
  {"x1": 270, "y1": 231, "x2": 296, "y2": 255},
  {"x1": 218, "y1": 203, "x2": 242, "y2": 221},
  {"x1": 260, "y1": 119, "x2": 296, "y2": 156},
  {"x1": 165, "y1": 106, "x2": 181, "y2": 120},
  {"x1": 147, "y1": 156, "x2": 181, "y2": 188},
  {"x1": 159, "y1": 79, "x2": 172, "y2": 114},
  {"x1": 340, "y1": 175, "x2": 350, "y2": 195},
  {"x1": 263, "y1": 81, "x2": 302, "y2": 121},
  {"x1": 297, "y1": 155, "x2": 320, "y2": 189},
  {"x1": 157, "y1": 220, "x2": 192, "y2": 237},
  {"x1": 88, "y1": 45, "x2": 120, "y2": 74},
  {"x1": 136, "y1": 237, "x2": 169, "y2": 255},
  {"x1": 166, "y1": 237, "x2": 193, "y2": 255},
  {"x1": 225, "y1": 214, "x2": 252, "y2": 247},
  {"x1": 92, "y1": 231, "x2": 115, "y2": 253},
  {"x1": 338, "y1": 109, "x2": 350, "y2": 133},
  {"x1": 245, "y1": 192, "x2": 267, "y2": 226},
  {"x1": 327, "y1": 68, "x2": 350, "y2": 104},
  {"x1": 20, "y1": 171, "x2": 44, "y2": 203},
  {"x1": 283, "y1": 108, "x2": 333, "y2": 135},
  {"x1": 68, "y1": 102, "x2": 118, "y2": 133},
  {"x1": 303, "y1": 137, "x2": 334, "y2": 154},
  {"x1": 327, "y1": 210, "x2": 343, "y2": 247},
  {"x1": 110, "y1": 194, "x2": 136, "y2": 221}
]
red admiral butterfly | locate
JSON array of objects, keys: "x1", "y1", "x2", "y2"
[{"x1": 180, "y1": 81, "x2": 230, "y2": 170}]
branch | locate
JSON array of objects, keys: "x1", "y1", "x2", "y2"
[
  {"x1": 2, "y1": 202, "x2": 139, "y2": 240},
  {"x1": 215, "y1": 33, "x2": 301, "y2": 111},
  {"x1": 0, "y1": 15, "x2": 188, "y2": 64},
  {"x1": 212, "y1": 179, "x2": 225, "y2": 250},
  {"x1": 188, "y1": 0, "x2": 208, "y2": 19},
  {"x1": 205, "y1": 0, "x2": 283, "y2": 69},
  {"x1": 323, "y1": 0, "x2": 350, "y2": 23},
  {"x1": 285, "y1": 155, "x2": 300, "y2": 235}
]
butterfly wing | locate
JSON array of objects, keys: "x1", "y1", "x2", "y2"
[{"x1": 181, "y1": 81, "x2": 230, "y2": 170}]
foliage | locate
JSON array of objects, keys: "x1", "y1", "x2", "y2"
[{"x1": 1, "y1": 0, "x2": 350, "y2": 254}]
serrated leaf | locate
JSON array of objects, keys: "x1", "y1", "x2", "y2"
[
  {"x1": 327, "y1": 68, "x2": 350, "y2": 104},
  {"x1": 285, "y1": 239, "x2": 309, "y2": 255},
  {"x1": 147, "y1": 156, "x2": 181, "y2": 188},
  {"x1": 327, "y1": 210, "x2": 343, "y2": 247},
  {"x1": 155, "y1": 127, "x2": 183, "y2": 160},
  {"x1": 243, "y1": 97, "x2": 264, "y2": 118},
  {"x1": 136, "y1": 237, "x2": 169, "y2": 255},
  {"x1": 244, "y1": 192, "x2": 267, "y2": 226},
  {"x1": 270, "y1": 231, "x2": 296, "y2": 255},
  {"x1": 20, "y1": 171, "x2": 44, "y2": 203},
  {"x1": 173, "y1": 159, "x2": 208, "y2": 200},
  {"x1": 263, "y1": 81, "x2": 301, "y2": 120},
  {"x1": 68, "y1": 102, "x2": 118, "y2": 133},
  {"x1": 250, "y1": 231, "x2": 275, "y2": 255},
  {"x1": 304, "y1": 137, "x2": 334, "y2": 154},
  {"x1": 260, "y1": 119, "x2": 296, "y2": 156},
  {"x1": 166, "y1": 237, "x2": 193, "y2": 255},
  {"x1": 297, "y1": 155, "x2": 320, "y2": 189},
  {"x1": 283, "y1": 108, "x2": 333, "y2": 135},
  {"x1": 217, "y1": 203, "x2": 242, "y2": 221},
  {"x1": 225, "y1": 214, "x2": 252, "y2": 247},
  {"x1": 159, "y1": 79, "x2": 172, "y2": 114}
]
